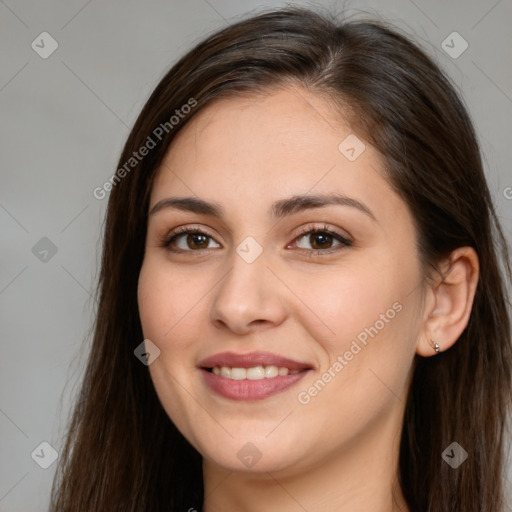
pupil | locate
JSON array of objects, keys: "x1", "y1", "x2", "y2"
[
  {"x1": 311, "y1": 233, "x2": 331, "y2": 249},
  {"x1": 188, "y1": 234, "x2": 208, "y2": 249}
]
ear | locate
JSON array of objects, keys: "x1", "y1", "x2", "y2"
[{"x1": 416, "y1": 246, "x2": 479, "y2": 357}]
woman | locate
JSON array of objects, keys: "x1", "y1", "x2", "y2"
[{"x1": 50, "y1": 6, "x2": 512, "y2": 511}]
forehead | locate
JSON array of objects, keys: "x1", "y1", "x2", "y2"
[
  {"x1": 150, "y1": 86, "x2": 400, "y2": 223},
  {"x1": 163, "y1": 87, "x2": 352, "y2": 172}
]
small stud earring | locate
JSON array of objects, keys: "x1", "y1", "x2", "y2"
[{"x1": 429, "y1": 338, "x2": 441, "y2": 354}]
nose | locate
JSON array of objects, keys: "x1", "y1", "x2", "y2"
[{"x1": 209, "y1": 249, "x2": 288, "y2": 335}]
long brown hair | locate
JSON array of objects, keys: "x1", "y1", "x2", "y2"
[{"x1": 50, "y1": 6, "x2": 512, "y2": 511}]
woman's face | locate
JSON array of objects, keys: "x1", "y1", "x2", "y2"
[{"x1": 138, "y1": 86, "x2": 426, "y2": 476}]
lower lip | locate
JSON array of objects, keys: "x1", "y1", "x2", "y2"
[{"x1": 201, "y1": 369, "x2": 309, "y2": 401}]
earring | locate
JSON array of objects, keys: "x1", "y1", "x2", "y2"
[{"x1": 429, "y1": 338, "x2": 441, "y2": 354}]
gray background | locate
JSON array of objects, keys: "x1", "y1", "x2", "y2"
[{"x1": 1, "y1": 0, "x2": 511, "y2": 510}]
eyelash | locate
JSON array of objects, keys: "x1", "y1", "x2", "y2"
[{"x1": 160, "y1": 224, "x2": 352, "y2": 257}]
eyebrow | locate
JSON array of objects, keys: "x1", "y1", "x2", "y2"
[{"x1": 149, "y1": 193, "x2": 376, "y2": 221}]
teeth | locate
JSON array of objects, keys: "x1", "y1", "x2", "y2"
[
  {"x1": 211, "y1": 365, "x2": 302, "y2": 380},
  {"x1": 220, "y1": 366, "x2": 231, "y2": 378},
  {"x1": 231, "y1": 367, "x2": 246, "y2": 380},
  {"x1": 247, "y1": 366, "x2": 265, "y2": 380},
  {"x1": 265, "y1": 365, "x2": 278, "y2": 378}
]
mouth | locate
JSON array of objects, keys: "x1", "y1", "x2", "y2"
[{"x1": 198, "y1": 351, "x2": 312, "y2": 401}]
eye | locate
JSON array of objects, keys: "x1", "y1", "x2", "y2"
[
  {"x1": 162, "y1": 226, "x2": 221, "y2": 252},
  {"x1": 290, "y1": 224, "x2": 352, "y2": 255}
]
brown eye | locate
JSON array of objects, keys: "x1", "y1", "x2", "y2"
[
  {"x1": 164, "y1": 229, "x2": 221, "y2": 252},
  {"x1": 303, "y1": 232, "x2": 336, "y2": 250},
  {"x1": 294, "y1": 228, "x2": 350, "y2": 253},
  {"x1": 183, "y1": 233, "x2": 210, "y2": 250}
]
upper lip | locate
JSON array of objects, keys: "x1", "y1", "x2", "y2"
[{"x1": 198, "y1": 351, "x2": 312, "y2": 371}]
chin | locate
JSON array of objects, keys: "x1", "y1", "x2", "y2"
[
  {"x1": 195, "y1": 429, "x2": 311, "y2": 475},
  {"x1": 203, "y1": 448, "x2": 300, "y2": 475}
]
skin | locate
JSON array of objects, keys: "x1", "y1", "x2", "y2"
[{"x1": 137, "y1": 85, "x2": 479, "y2": 512}]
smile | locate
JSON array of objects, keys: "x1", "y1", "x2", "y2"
[{"x1": 198, "y1": 351, "x2": 312, "y2": 401}]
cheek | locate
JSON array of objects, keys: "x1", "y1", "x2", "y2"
[
  {"x1": 137, "y1": 258, "x2": 201, "y2": 343},
  {"x1": 289, "y1": 258, "x2": 408, "y2": 354},
  {"x1": 137, "y1": 259, "x2": 208, "y2": 441},
  {"x1": 137, "y1": 261, "x2": 169, "y2": 340},
  {"x1": 294, "y1": 254, "x2": 421, "y2": 399}
]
